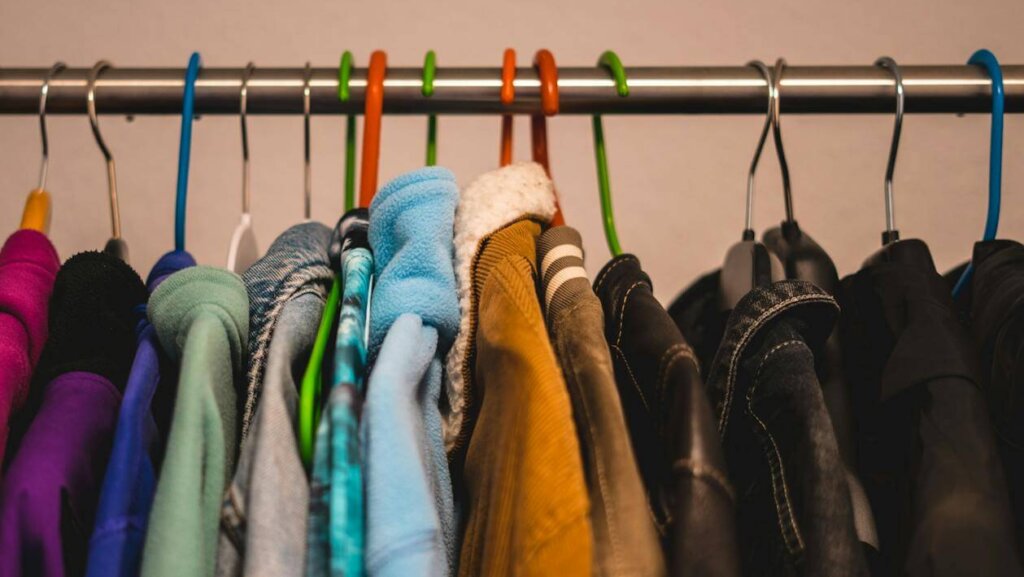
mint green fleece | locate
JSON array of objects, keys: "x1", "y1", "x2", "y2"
[{"x1": 141, "y1": 266, "x2": 249, "y2": 577}]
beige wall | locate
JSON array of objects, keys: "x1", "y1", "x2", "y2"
[{"x1": 1, "y1": 0, "x2": 1022, "y2": 302}]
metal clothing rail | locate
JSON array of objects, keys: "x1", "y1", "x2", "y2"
[{"x1": 1, "y1": 65, "x2": 1023, "y2": 115}]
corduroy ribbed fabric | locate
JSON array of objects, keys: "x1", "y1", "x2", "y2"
[
  {"x1": 537, "y1": 226, "x2": 665, "y2": 577},
  {"x1": 457, "y1": 219, "x2": 592, "y2": 577}
]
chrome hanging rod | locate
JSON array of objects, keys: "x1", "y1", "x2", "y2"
[{"x1": 1, "y1": 65, "x2": 1023, "y2": 115}]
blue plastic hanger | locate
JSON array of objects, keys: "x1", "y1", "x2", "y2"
[
  {"x1": 175, "y1": 52, "x2": 202, "y2": 251},
  {"x1": 953, "y1": 49, "x2": 1004, "y2": 298}
]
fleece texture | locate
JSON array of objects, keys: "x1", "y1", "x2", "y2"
[
  {"x1": 367, "y1": 167, "x2": 459, "y2": 356},
  {"x1": 85, "y1": 250, "x2": 195, "y2": 577},
  {"x1": 0, "y1": 229, "x2": 59, "y2": 466},
  {"x1": 1, "y1": 251, "x2": 147, "y2": 577},
  {"x1": 442, "y1": 162, "x2": 557, "y2": 451},
  {"x1": 365, "y1": 167, "x2": 461, "y2": 575},
  {"x1": 141, "y1": 266, "x2": 249, "y2": 577}
]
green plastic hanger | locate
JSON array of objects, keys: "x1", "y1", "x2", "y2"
[
  {"x1": 592, "y1": 50, "x2": 629, "y2": 256},
  {"x1": 340, "y1": 51, "x2": 358, "y2": 212},
  {"x1": 298, "y1": 52, "x2": 359, "y2": 468},
  {"x1": 423, "y1": 50, "x2": 437, "y2": 166}
]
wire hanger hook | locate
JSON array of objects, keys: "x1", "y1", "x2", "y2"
[
  {"x1": 87, "y1": 60, "x2": 121, "y2": 241},
  {"x1": 875, "y1": 56, "x2": 904, "y2": 245},
  {"x1": 746, "y1": 60, "x2": 774, "y2": 240},
  {"x1": 771, "y1": 58, "x2": 795, "y2": 223},
  {"x1": 240, "y1": 62, "x2": 255, "y2": 215},
  {"x1": 38, "y1": 62, "x2": 66, "y2": 192},
  {"x1": 303, "y1": 61, "x2": 313, "y2": 220}
]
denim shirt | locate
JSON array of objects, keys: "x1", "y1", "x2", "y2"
[
  {"x1": 706, "y1": 280, "x2": 867, "y2": 577},
  {"x1": 240, "y1": 222, "x2": 334, "y2": 441},
  {"x1": 216, "y1": 223, "x2": 333, "y2": 577}
]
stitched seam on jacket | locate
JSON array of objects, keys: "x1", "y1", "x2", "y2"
[
  {"x1": 593, "y1": 255, "x2": 637, "y2": 294},
  {"x1": 672, "y1": 458, "x2": 737, "y2": 503},
  {"x1": 614, "y1": 281, "x2": 646, "y2": 345},
  {"x1": 748, "y1": 339, "x2": 808, "y2": 558},
  {"x1": 719, "y1": 294, "x2": 834, "y2": 434},
  {"x1": 659, "y1": 342, "x2": 700, "y2": 387}
]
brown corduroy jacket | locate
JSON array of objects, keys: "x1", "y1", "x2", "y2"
[{"x1": 456, "y1": 218, "x2": 593, "y2": 577}]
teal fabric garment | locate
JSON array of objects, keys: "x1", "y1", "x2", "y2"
[
  {"x1": 363, "y1": 167, "x2": 460, "y2": 576},
  {"x1": 141, "y1": 267, "x2": 249, "y2": 577},
  {"x1": 306, "y1": 245, "x2": 373, "y2": 577}
]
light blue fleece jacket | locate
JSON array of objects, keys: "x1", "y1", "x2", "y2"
[{"x1": 363, "y1": 167, "x2": 460, "y2": 577}]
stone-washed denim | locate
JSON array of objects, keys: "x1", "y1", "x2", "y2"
[
  {"x1": 240, "y1": 222, "x2": 333, "y2": 440},
  {"x1": 306, "y1": 246, "x2": 373, "y2": 577},
  {"x1": 705, "y1": 280, "x2": 867, "y2": 577}
]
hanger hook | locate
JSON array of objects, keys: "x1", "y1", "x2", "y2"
[
  {"x1": 359, "y1": 50, "x2": 387, "y2": 208},
  {"x1": 423, "y1": 50, "x2": 438, "y2": 166},
  {"x1": 338, "y1": 51, "x2": 357, "y2": 212},
  {"x1": 240, "y1": 62, "x2": 255, "y2": 215},
  {"x1": 303, "y1": 61, "x2": 312, "y2": 220},
  {"x1": 875, "y1": 56, "x2": 904, "y2": 245},
  {"x1": 37, "y1": 62, "x2": 66, "y2": 192},
  {"x1": 952, "y1": 48, "x2": 1005, "y2": 298},
  {"x1": 771, "y1": 58, "x2": 794, "y2": 223},
  {"x1": 593, "y1": 50, "x2": 629, "y2": 256},
  {"x1": 87, "y1": 60, "x2": 121, "y2": 240},
  {"x1": 532, "y1": 49, "x2": 564, "y2": 225},
  {"x1": 745, "y1": 60, "x2": 773, "y2": 241},
  {"x1": 500, "y1": 48, "x2": 516, "y2": 167},
  {"x1": 174, "y1": 52, "x2": 202, "y2": 251}
]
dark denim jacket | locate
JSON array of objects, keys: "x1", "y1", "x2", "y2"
[
  {"x1": 595, "y1": 254, "x2": 740, "y2": 577},
  {"x1": 706, "y1": 280, "x2": 867, "y2": 577}
]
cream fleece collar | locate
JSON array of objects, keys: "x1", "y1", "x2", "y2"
[{"x1": 443, "y1": 162, "x2": 557, "y2": 452}]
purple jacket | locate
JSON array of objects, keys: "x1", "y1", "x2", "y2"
[
  {"x1": 0, "y1": 230, "x2": 60, "y2": 466},
  {"x1": 0, "y1": 251, "x2": 147, "y2": 577}
]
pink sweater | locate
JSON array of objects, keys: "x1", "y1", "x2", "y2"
[{"x1": 0, "y1": 229, "x2": 60, "y2": 465}]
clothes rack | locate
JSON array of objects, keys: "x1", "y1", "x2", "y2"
[{"x1": 1, "y1": 64, "x2": 1023, "y2": 115}]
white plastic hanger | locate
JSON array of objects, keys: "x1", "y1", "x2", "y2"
[{"x1": 227, "y1": 63, "x2": 260, "y2": 273}]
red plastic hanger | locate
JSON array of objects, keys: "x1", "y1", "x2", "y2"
[{"x1": 532, "y1": 49, "x2": 564, "y2": 225}]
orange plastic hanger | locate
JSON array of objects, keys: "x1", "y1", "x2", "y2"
[
  {"x1": 21, "y1": 62, "x2": 66, "y2": 234},
  {"x1": 359, "y1": 50, "x2": 387, "y2": 208},
  {"x1": 500, "y1": 49, "x2": 516, "y2": 167},
  {"x1": 532, "y1": 49, "x2": 564, "y2": 225}
]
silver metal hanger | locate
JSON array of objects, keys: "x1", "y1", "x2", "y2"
[
  {"x1": 745, "y1": 60, "x2": 774, "y2": 238},
  {"x1": 37, "y1": 62, "x2": 66, "y2": 192},
  {"x1": 771, "y1": 58, "x2": 795, "y2": 224},
  {"x1": 87, "y1": 60, "x2": 122, "y2": 241},
  {"x1": 875, "y1": 56, "x2": 904, "y2": 244},
  {"x1": 241, "y1": 62, "x2": 254, "y2": 215},
  {"x1": 303, "y1": 61, "x2": 312, "y2": 220}
]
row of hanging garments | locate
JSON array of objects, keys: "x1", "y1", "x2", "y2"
[{"x1": 0, "y1": 48, "x2": 1023, "y2": 577}]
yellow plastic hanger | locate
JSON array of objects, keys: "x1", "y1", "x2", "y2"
[{"x1": 21, "y1": 62, "x2": 66, "y2": 234}]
